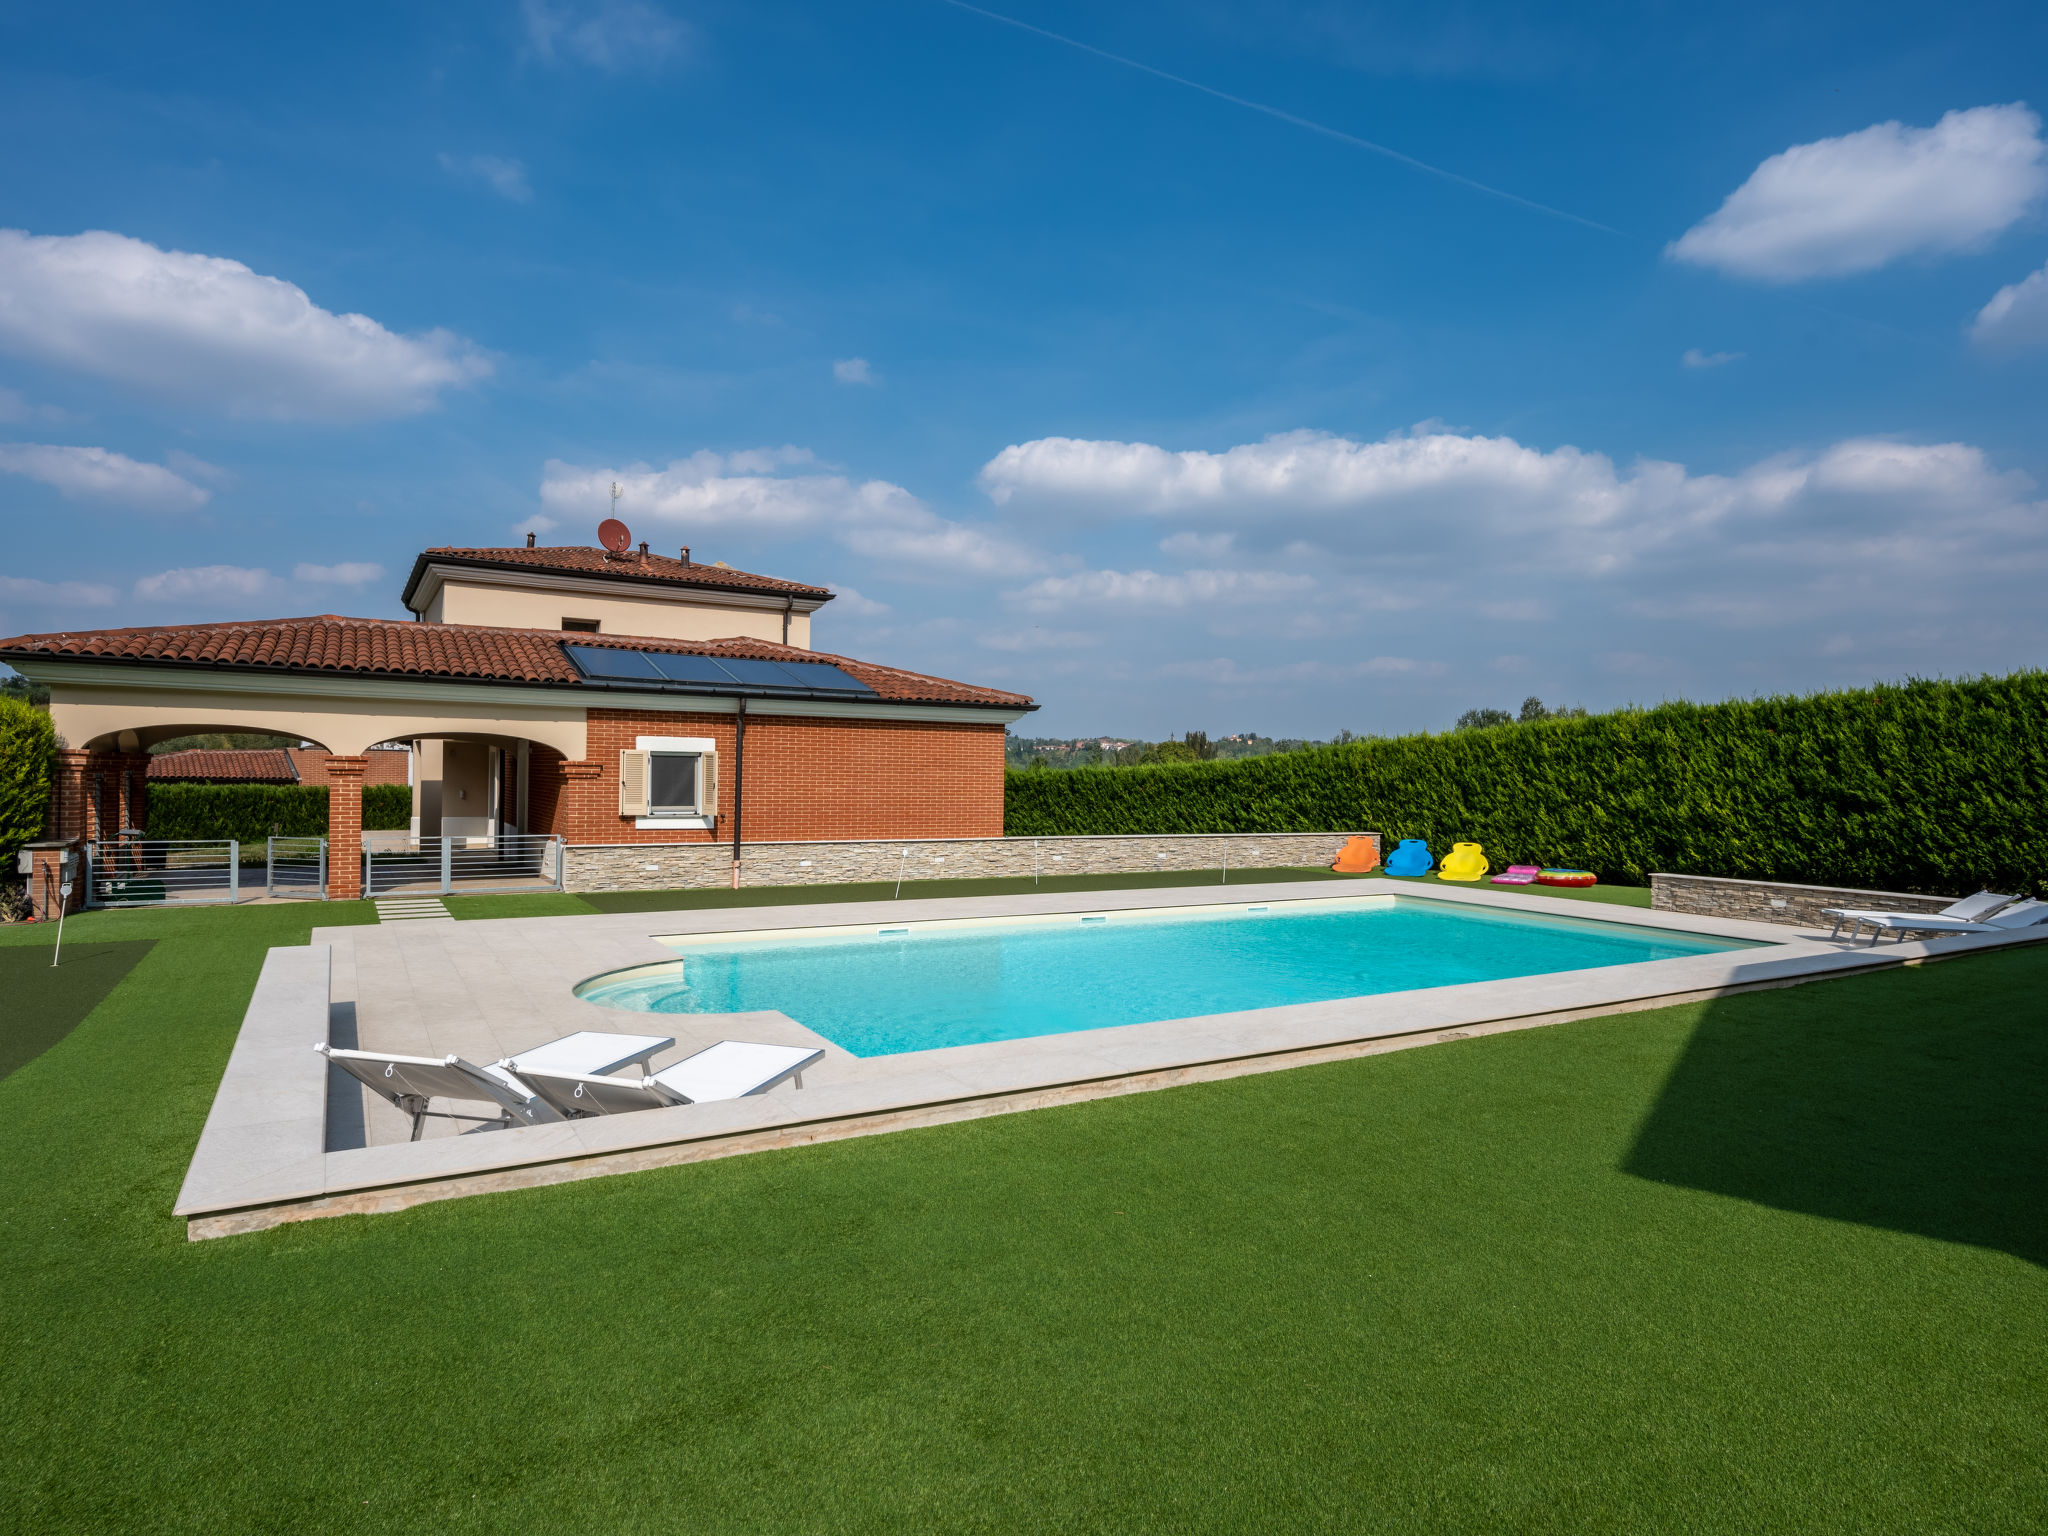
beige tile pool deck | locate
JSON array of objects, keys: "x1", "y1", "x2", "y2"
[{"x1": 175, "y1": 879, "x2": 2047, "y2": 1238}]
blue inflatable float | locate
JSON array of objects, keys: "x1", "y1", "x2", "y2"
[{"x1": 1384, "y1": 839, "x2": 1433, "y2": 877}]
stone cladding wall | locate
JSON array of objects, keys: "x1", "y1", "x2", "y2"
[
  {"x1": 1651, "y1": 872, "x2": 1955, "y2": 929},
  {"x1": 566, "y1": 831, "x2": 1373, "y2": 893}
]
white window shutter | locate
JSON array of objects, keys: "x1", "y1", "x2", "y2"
[
  {"x1": 618, "y1": 750, "x2": 651, "y2": 817},
  {"x1": 698, "y1": 752, "x2": 718, "y2": 820}
]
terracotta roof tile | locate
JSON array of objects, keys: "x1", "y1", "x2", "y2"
[
  {"x1": 403, "y1": 545, "x2": 833, "y2": 607},
  {"x1": 147, "y1": 749, "x2": 297, "y2": 782},
  {"x1": 0, "y1": 615, "x2": 1033, "y2": 710}
]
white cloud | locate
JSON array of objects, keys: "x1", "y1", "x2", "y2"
[
  {"x1": 293, "y1": 561, "x2": 384, "y2": 586},
  {"x1": 164, "y1": 449, "x2": 235, "y2": 487},
  {"x1": 1158, "y1": 530, "x2": 1236, "y2": 559},
  {"x1": 522, "y1": 0, "x2": 689, "y2": 70},
  {"x1": 832, "y1": 357, "x2": 876, "y2": 385},
  {"x1": 1971, "y1": 260, "x2": 2048, "y2": 347},
  {"x1": 980, "y1": 427, "x2": 2045, "y2": 610},
  {"x1": 977, "y1": 627, "x2": 1101, "y2": 651},
  {"x1": 1667, "y1": 104, "x2": 2047, "y2": 281},
  {"x1": 135, "y1": 565, "x2": 275, "y2": 601},
  {"x1": 1682, "y1": 348, "x2": 1744, "y2": 369},
  {"x1": 1008, "y1": 567, "x2": 1318, "y2": 615},
  {"x1": 0, "y1": 386, "x2": 74, "y2": 425},
  {"x1": 831, "y1": 585, "x2": 891, "y2": 617},
  {"x1": 0, "y1": 574, "x2": 117, "y2": 607},
  {"x1": 439, "y1": 153, "x2": 533, "y2": 203},
  {"x1": 0, "y1": 442, "x2": 209, "y2": 512},
  {"x1": 0, "y1": 229, "x2": 492, "y2": 420},
  {"x1": 540, "y1": 449, "x2": 1039, "y2": 578}
]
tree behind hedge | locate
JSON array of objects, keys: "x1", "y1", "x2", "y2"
[
  {"x1": 1002, "y1": 672, "x2": 2048, "y2": 895},
  {"x1": 0, "y1": 695, "x2": 56, "y2": 871}
]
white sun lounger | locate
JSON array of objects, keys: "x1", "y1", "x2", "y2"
[
  {"x1": 315, "y1": 1044, "x2": 566, "y2": 1140},
  {"x1": 512, "y1": 1041, "x2": 825, "y2": 1119},
  {"x1": 1823, "y1": 889, "x2": 2012, "y2": 941},
  {"x1": 1841, "y1": 898, "x2": 2048, "y2": 945}
]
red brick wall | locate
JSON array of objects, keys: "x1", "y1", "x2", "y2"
[
  {"x1": 289, "y1": 748, "x2": 409, "y2": 787},
  {"x1": 534, "y1": 708, "x2": 1006, "y2": 846},
  {"x1": 528, "y1": 749, "x2": 566, "y2": 837},
  {"x1": 325, "y1": 756, "x2": 367, "y2": 900}
]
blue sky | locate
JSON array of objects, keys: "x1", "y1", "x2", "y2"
[{"x1": 2, "y1": 0, "x2": 2045, "y2": 736}]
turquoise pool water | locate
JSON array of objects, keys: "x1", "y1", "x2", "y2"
[{"x1": 578, "y1": 897, "x2": 1751, "y2": 1058}]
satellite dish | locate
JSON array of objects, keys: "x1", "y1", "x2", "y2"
[{"x1": 598, "y1": 518, "x2": 632, "y2": 554}]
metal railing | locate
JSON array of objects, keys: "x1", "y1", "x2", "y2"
[
  {"x1": 364, "y1": 834, "x2": 565, "y2": 897},
  {"x1": 266, "y1": 836, "x2": 327, "y2": 900},
  {"x1": 87, "y1": 838, "x2": 240, "y2": 907}
]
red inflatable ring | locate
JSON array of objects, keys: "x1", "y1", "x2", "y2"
[{"x1": 1536, "y1": 868, "x2": 1597, "y2": 887}]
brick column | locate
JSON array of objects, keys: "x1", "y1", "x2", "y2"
[
  {"x1": 119, "y1": 753, "x2": 152, "y2": 836},
  {"x1": 558, "y1": 760, "x2": 606, "y2": 847},
  {"x1": 325, "y1": 755, "x2": 368, "y2": 900},
  {"x1": 53, "y1": 750, "x2": 93, "y2": 842},
  {"x1": 25, "y1": 840, "x2": 85, "y2": 920}
]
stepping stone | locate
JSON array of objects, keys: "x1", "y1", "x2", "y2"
[{"x1": 373, "y1": 898, "x2": 454, "y2": 922}]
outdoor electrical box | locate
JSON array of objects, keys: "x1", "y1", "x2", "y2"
[{"x1": 15, "y1": 849, "x2": 28, "y2": 876}]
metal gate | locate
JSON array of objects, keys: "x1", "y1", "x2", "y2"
[
  {"x1": 87, "y1": 838, "x2": 240, "y2": 907},
  {"x1": 364, "y1": 834, "x2": 565, "y2": 897},
  {"x1": 266, "y1": 836, "x2": 327, "y2": 899}
]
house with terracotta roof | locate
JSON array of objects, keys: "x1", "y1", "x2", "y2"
[{"x1": 3, "y1": 538, "x2": 1034, "y2": 899}]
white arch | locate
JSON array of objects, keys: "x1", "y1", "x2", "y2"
[{"x1": 51, "y1": 679, "x2": 586, "y2": 761}]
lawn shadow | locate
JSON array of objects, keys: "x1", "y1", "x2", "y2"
[
  {"x1": 0, "y1": 939, "x2": 157, "y2": 1080},
  {"x1": 1622, "y1": 948, "x2": 2048, "y2": 1268}
]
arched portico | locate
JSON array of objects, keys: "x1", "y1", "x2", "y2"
[
  {"x1": 53, "y1": 683, "x2": 585, "y2": 762},
  {"x1": 41, "y1": 674, "x2": 588, "y2": 900}
]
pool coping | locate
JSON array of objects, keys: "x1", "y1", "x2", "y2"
[{"x1": 176, "y1": 877, "x2": 2048, "y2": 1238}]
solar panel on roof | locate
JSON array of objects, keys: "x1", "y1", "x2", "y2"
[
  {"x1": 562, "y1": 642, "x2": 877, "y2": 698},
  {"x1": 713, "y1": 657, "x2": 808, "y2": 690},
  {"x1": 563, "y1": 645, "x2": 666, "y2": 681},
  {"x1": 648, "y1": 651, "x2": 741, "y2": 686},
  {"x1": 774, "y1": 660, "x2": 876, "y2": 694}
]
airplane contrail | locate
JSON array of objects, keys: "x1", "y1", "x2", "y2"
[{"x1": 936, "y1": 0, "x2": 1626, "y2": 238}]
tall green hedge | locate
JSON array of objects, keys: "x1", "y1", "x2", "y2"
[
  {"x1": 146, "y1": 783, "x2": 413, "y2": 845},
  {"x1": 1003, "y1": 672, "x2": 2048, "y2": 895},
  {"x1": 0, "y1": 696, "x2": 56, "y2": 871}
]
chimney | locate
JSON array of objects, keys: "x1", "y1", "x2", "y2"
[
  {"x1": 525, "y1": 531, "x2": 536, "y2": 548},
  {"x1": 679, "y1": 546, "x2": 691, "y2": 565}
]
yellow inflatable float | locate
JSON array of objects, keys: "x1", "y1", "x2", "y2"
[{"x1": 1438, "y1": 842, "x2": 1488, "y2": 881}]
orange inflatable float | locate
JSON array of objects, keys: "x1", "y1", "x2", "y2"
[{"x1": 1331, "y1": 836, "x2": 1380, "y2": 873}]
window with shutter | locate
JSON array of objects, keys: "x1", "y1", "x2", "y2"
[
  {"x1": 618, "y1": 749, "x2": 651, "y2": 817},
  {"x1": 649, "y1": 752, "x2": 699, "y2": 814}
]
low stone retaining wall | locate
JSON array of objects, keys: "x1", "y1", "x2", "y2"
[
  {"x1": 565, "y1": 832, "x2": 1374, "y2": 894},
  {"x1": 1651, "y1": 872, "x2": 1954, "y2": 929}
]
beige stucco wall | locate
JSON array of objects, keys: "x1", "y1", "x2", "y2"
[
  {"x1": 426, "y1": 577, "x2": 813, "y2": 649},
  {"x1": 437, "y1": 740, "x2": 492, "y2": 838},
  {"x1": 47, "y1": 678, "x2": 587, "y2": 760}
]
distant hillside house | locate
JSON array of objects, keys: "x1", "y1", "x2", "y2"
[{"x1": 5, "y1": 538, "x2": 1034, "y2": 898}]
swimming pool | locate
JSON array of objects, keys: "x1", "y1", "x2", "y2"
[{"x1": 576, "y1": 895, "x2": 1754, "y2": 1058}]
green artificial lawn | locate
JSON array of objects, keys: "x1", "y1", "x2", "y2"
[
  {"x1": 0, "y1": 937, "x2": 155, "y2": 1079},
  {"x1": 0, "y1": 902, "x2": 2042, "y2": 1532}
]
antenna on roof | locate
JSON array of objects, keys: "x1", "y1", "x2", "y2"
[{"x1": 597, "y1": 482, "x2": 633, "y2": 557}]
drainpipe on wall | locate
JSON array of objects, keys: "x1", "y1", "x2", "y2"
[
  {"x1": 729, "y1": 698, "x2": 747, "y2": 888},
  {"x1": 781, "y1": 596, "x2": 793, "y2": 646}
]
